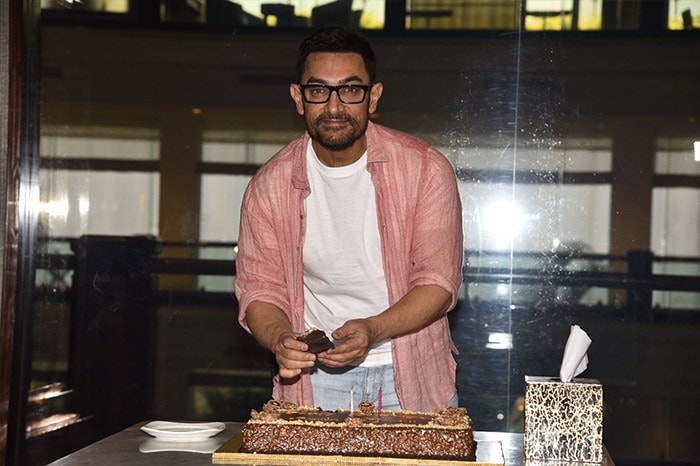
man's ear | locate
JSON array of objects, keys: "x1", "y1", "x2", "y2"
[
  {"x1": 290, "y1": 84, "x2": 305, "y2": 115},
  {"x1": 368, "y1": 82, "x2": 383, "y2": 114}
]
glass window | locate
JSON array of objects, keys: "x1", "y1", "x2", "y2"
[
  {"x1": 668, "y1": 0, "x2": 700, "y2": 29},
  {"x1": 202, "y1": 140, "x2": 249, "y2": 163},
  {"x1": 448, "y1": 139, "x2": 611, "y2": 172},
  {"x1": 202, "y1": 131, "x2": 289, "y2": 163},
  {"x1": 41, "y1": 126, "x2": 159, "y2": 160},
  {"x1": 651, "y1": 132, "x2": 700, "y2": 311},
  {"x1": 199, "y1": 174, "x2": 251, "y2": 243},
  {"x1": 14, "y1": 5, "x2": 700, "y2": 465},
  {"x1": 460, "y1": 182, "x2": 610, "y2": 253},
  {"x1": 652, "y1": 187, "x2": 700, "y2": 257},
  {"x1": 41, "y1": 0, "x2": 130, "y2": 13},
  {"x1": 198, "y1": 174, "x2": 251, "y2": 292},
  {"x1": 39, "y1": 0, "x2": 700, "y2": 31},
  {"x1": 656, "y1": 137, "x2": 700, "y2": 175},
  {"x1": 39, "y1": 170, "x2": 159, "y2": 238},
  {"x1": 39, "y1": 125, "x2": 161, "y2": 239}
]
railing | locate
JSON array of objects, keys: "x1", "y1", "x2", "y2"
[
  {"x1": 464, "y1": 250, "x2": 700, "y2": 292},
  {"x1": 37, "y1": 236, "x2": 700, "y2": 299}
]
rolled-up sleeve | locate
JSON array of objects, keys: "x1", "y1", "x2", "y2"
[
  {"x1": 367, "y1": 123, "x2": 463, "y2": 412},
  {"x1": 408, "y1": 148, "x2": 463, "y2": 310},
  {"x1": 235, "y1": 135, "x2": 309, "y2": 335},
  {"x1": 235, "y1": 179, "x2": 290, "y2": 332}
]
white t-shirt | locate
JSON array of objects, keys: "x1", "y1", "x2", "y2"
[{"x1": 303, "y1": 141, "x2": 392, "y2": 366}]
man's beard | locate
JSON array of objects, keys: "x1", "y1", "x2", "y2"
[{"x1": 308, "y1": 112, "x2": 368, "y2": 152}]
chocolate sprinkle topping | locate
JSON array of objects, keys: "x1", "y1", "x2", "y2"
[{"x1": 241, "y1": 399, "x2": 476, "y2": 460}]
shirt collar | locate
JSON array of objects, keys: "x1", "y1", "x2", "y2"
[{"x1": 292, "y1": 121, "x2": 387, "y2": 189}]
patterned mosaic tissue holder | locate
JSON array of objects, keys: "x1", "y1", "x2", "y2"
[{"x1": 524, "y1": 376, "x2": 603, "y2": 463}]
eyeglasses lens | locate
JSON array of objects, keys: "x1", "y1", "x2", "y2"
[{"x1": 302, "y1": 85, "x2": 368, "y2": 104}]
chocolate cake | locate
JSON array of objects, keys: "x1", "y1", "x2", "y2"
[
  {"x1": 241, "y1": 400, "x2": 476, "y2": 460},
  {"x1": 296, "y1": 327, "x2": 335, "y2": 353}
]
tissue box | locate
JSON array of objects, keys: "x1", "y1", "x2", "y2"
[{"x1": 524, "y1": 376, "x2": 603, "y2": 463}]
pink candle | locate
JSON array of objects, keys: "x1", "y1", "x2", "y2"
[{"x1": 378, "y1": 388, "x2": 382, "y2": 415}]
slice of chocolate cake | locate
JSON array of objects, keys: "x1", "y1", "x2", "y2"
[{"x1": 296, "y1": 327, "x2": 335, "y2": 353}]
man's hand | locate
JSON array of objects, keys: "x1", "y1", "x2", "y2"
[
  {"x1": 245, "y1": 301, "x2": 316, "y2": 379},
  {"x1": 272, "y1": 331, "x2": 317, "y2": 378},
  {"x1": 317, "y1": 285, "x2": 452, "y2": 368},
  {"x1": 317, "y1": 319, "x2": 377, "y2": 367}
]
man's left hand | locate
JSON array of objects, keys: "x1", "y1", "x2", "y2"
[{"x1": 316, "y1": 319, "x2": 377, "y2": 367}]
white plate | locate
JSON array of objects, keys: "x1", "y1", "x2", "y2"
[
  {"x1": 139, "y1": 438, "x2": 225, "y2": 454},
  {"x1": 140, "y1": 421, "x2": 226, "y2": 442}
]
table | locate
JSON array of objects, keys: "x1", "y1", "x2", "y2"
[{"x1": 47, "y1": 422, "x2": 612, "y2": 466}]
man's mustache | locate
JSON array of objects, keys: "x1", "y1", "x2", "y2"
[{"x1": 314, "y1": 114, "x2": 355, "y2": 125}]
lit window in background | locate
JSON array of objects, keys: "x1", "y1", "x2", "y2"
[
  {"x1": 486, "y1": 332, "x2": 513, "y2": 350},
  {"x1": 483, "y1": 199, "x2": 527, "y2": 251},
  {"x1": 103, "y1": 0, "x2": 128, "y2": 12},
  {"x1": 524, "y1": 0, "x2": 700, "y2": 30},
  {"x1": 524, "y1": 0, "x2": 602, "y2": 30},
  {"x1": 655, "y1": 137, "x2": 700, "y2": 174},
  {"x1": 40, "y1": 198, "x2": 70, "y2": 218},
  {"x1": 668, "y1": 0, "x2": 700, "y2": 29},
  {"x1": 40, "y1": 0, "x2": 700, "y2": 31},
  {"x1": 207, "y1": 0, "x2": 385, "y2": 29},
  {"x1": 40, "y1": 0, "x2": 129, "y2": 12}
]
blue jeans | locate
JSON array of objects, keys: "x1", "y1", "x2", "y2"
[
  {"x1": 310, "y1": 364, "x2": 401, "y2": 411},
  {"x1": 309, "y1": 364, "x2": 459, "y2": 411}
]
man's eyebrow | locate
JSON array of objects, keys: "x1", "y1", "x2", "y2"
[{"x1": 304, "y1": 75, "x2": 365, "y2": 84}]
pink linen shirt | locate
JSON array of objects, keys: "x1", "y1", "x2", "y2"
[{"x1": 235, "y1": 121, "x2": 463, "y2": 412}]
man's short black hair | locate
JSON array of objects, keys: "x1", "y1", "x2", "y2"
[{"x1": 296, "y1": 24, "x2": 377, "y2": 83}]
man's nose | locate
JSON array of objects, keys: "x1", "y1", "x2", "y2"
[{"x1": 326, "y1": 88, "x2": 343, "y2": 109}]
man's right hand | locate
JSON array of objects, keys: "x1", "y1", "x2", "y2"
[
  {"x1": 273, "y1": 331, "x2": 317, "y2": 378},
  {"x1": 244, "y1": 301, "x2": 317, "y2": 379}
]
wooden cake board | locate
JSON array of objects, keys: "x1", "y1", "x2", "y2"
[{"x1": 212, "y1": 433, "x2": 505, "y2": 465}]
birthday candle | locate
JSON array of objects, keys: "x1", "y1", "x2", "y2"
[
  {"x1": 350, "y1": 390, "x2": 354, "y2": 415},
  {"x1": 378, "y1": 388, "x2": 382, "y2": 415}
]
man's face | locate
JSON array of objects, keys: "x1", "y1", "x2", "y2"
[{"x1": 290, "y1": 52, "x2": 383, "y2": 154}]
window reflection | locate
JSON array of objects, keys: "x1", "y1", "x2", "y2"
[
  {"x1": 39, "y1": 171, "x2": 159, "y2": 236},
  {"x1": 13, "y1": 1, "x2": 700, "y2": 464},
  {"x1": 39, "y1": 125, "x2": 160, "y2": 238},
  {"x1": 39, "y1": 0, "x2": 700, "y2": 31}
]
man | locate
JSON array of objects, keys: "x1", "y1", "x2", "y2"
[{"x1": 235, "y1": 24, "x2": 463, "y2": 413}]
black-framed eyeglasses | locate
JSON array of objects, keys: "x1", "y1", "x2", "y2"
[{"x1": 299, "y1": 83, "x2": 373, "y2": 104}]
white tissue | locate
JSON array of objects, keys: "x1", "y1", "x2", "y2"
[{"x1": 559, "y1": 325, "x2": 592, "y2": 382}]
